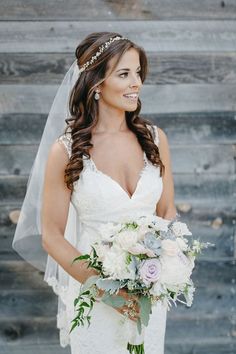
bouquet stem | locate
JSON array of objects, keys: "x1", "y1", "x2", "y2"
[{"x1": 127, "y1": 343, "x2": 145, "y2": 354}]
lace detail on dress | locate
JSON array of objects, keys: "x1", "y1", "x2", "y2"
[
  {"x1": 147, "y1": 124, "x2": 159, "y2": 146},
  {"x1": 86, "y1": 151, "x2": 149, "y2": 200},
  {"x1": 46, "y1": 276, "x2": 72, "y2": 347},
  {"x1": 57, "y1": 133, "x2": 72, "y2": 158},
  {"x1": 152, "y1": 125, "x2": 159, "y2": 146}
]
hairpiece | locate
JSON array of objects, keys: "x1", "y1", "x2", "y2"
[{"x1": 79, "y1": 36, "x2": 128, "y2": 73}]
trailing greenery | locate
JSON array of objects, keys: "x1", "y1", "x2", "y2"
[{"x1": 127, "y1": 343, "x2": 145, "y2": 354}]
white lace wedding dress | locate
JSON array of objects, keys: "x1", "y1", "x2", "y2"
[{"x1": 47, "y1": 125, "x2": 167, "y2": 354}]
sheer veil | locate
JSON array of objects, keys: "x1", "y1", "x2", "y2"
[{"x1": 12, "y1": 60, "x2": 81, "y2": 346}]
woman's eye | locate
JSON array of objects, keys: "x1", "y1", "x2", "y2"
[
  {"x1": 120, "y1": 71, "x2": 141, "y2": 78},
  {"x1": 120, "y1": 72, "x2": 128, "y2": 78}
]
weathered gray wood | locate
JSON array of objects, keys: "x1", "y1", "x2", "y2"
[
  {"x1": 0, "y1": 339, "x2": 235, "y2": 354},
  {"x1": 0, "y1": 114, "x2": 47, "y2": 144},
  {"x1": 0, "y1": 290, "x2": 57, "y2": 318},
  {"x1": 1, "y1": 52, "x2": 236, "y2": 85},
  {"x1": 1, "y1": 112, "x2": 235, "y2": 145},
  {"x1": 1, "y1": 21, "x2": 236, "y2": 53},
  {"x1": 142, "y1": 84, "x2": 236, "y2": 113},
  {"x1": 0, "y1": 144, "x2": 234, "y2": 175},
  {"x1": 148, "y1": 52, "x2": 236, "y2": 85},
  {"x1": 0, "y1": 344, "x2": 70, "y2": 354},
  {"x1": 165, "y1": 338, "x2": 236, "y2": 354},
  {"x1": 0, "y1": 259, "x2": 234, "y2": 291},
  {"x1": 151, "y1": 112, "x2": 236, "y2": 145},
  {"x1": 173, "y1": 174, "x2": 236, "y2": 203},
  {"x1": 1, "y1": 84, "x2": 236, "y2": 114},
  {"x1": 0, "y1": 261, "x2": 47, "y2": 290},
  {"x1": 1, "y1": 0, "x2": 236, "y2": 20},
  {"x1": 166, "y1": 315, "x2": 234, "y2": 339},
  {"x1": 1, "y1": 174, "x2": 234, "y2": 203},
  {"x1": 0, "y1": 317, "x2": 60, "y2": 345}
]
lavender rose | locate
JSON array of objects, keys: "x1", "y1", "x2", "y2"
[{"x1": 139, "y1": 259, "x2": 162, "y2": 286}]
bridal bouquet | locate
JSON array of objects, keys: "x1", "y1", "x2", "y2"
[{"x1": 70, "y1": 215, "x2": 212, "y2": 354}]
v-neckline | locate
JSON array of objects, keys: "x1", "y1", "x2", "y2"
[{"x1": 87, "y1": 151, "x2": 149, "y2": 200}]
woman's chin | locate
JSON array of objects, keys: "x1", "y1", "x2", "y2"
[{"x1": 123, "y1": 103, "x2": 138, "y2": 112}]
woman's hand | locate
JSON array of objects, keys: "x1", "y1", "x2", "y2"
[
  {"x1": 95, "y1": 287, "x2": 140, "y2": 322},
  {"x1": 114, "y1": 288, "x2": 140, "y2": 322}
]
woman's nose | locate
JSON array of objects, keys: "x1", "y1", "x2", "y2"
[{"x1": 130, "y1": 74, "x2": 142, "y2": 87}]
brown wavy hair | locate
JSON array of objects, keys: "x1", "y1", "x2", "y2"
[{"x1": 63, "y1": 31, "x2": 165, "y2": 190}]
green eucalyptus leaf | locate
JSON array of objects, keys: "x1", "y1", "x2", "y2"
[
  {"x1": 101, "y1": 294, "x2": 126, "y2": 308},
  {"x1": 139, "y1": 296, "x2": 152, "y2": 327},
  {"x1": 80, "y1": 275, "x2": 100, "y2": 294},
  {"x1": 70, "y1": 321, "x2": 78, "y2": 333},
  {"x1": 72, "y1": 254, "x2": 90, "y2": 264},
  {"x1": 96, "y1": 278, "x2": 121, "y2": 293},
  {"x1": 136, "y1": 317, "x2": 142, "y2": 335}
]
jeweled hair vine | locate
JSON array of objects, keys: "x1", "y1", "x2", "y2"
[{"x1": 79, "y1": 36, "x2": 128, "y2": 73}]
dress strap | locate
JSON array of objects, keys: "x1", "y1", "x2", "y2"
[
  {"x1": 152, "y1": 125, "x2": 159, "y2": 146},
  {"x1": 56, "y1": 133, "x2": 72, "y2": 158},
  {"x1": 147, "y1": 124, "x2": 159, "y2": 146}
]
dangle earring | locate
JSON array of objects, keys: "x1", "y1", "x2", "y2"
[{"x1": 94, "y1": 90, "x2": 100, "y2": 100}]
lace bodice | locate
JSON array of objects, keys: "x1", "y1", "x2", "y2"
[{"x1": 57, "y1": 125, "x2": 162, "y2": 235}]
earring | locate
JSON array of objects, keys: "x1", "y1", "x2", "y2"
[{"x1": 94, "y1": 91, "x2": 100, "y2": 100}]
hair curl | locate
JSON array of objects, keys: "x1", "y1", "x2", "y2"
[{"x1": 63, "y1": 31, "x2": 165, "y2": 190}]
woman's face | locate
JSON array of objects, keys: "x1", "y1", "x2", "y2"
[{"x1": 98, "y1": 48, "x2": 143, "y2": 112}]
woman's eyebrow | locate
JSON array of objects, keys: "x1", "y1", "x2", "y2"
[{"x1": 116, "y1": 66, "x2": 141, "y2": 72}]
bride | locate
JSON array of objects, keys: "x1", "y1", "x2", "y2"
[{"x1": 13, "y1": 32, "x2": 177, "y2": 354}]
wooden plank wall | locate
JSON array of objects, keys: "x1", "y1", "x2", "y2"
[{"x1": 0, "y1": 1, "x2": 236, "y2": 353}]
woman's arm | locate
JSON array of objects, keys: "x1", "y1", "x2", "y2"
[
  {"x1": 41, "y1": 141, "x2": 98, "y2": 284},
  {"x1": 155, "y1": 126, "x2": 178, "y2": 220}
]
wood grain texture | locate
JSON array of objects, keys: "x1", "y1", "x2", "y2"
[
  {"x1": 0, "y1": 21, "x2": 236, "y2": 53},
  {"x1": 1, "y1": 0, "x2": 236, "y2": 20},
  {"x1": 1, "y1": 112, "x2": 235, "y2": 145},
  {"x1": 0, "y1": 339, "x2": 235, "y2": 354},
  {"x1": 0, "y1": 144, "x2": 234, "y2": 176},
  {"x1": 0, "y1": 344, "x2": 69, "y2": 354},
  {"x1": 1, "y1": 52, "x2": 236, "y2": 85},
  {"x1": 1, "y1": 84, "x2": 236, "y2": 114}
]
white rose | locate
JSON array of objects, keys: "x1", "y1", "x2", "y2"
[
  {"x1": 159, "y1": 253, "x2": 194, "y2": 285},
  {"x1": 98, "y1": 222, "x2": 122, "y2": 242},
  {"x1": 116, "y1": 230, "x2": 138, "y2": 251},
  {"x1": 137, "y1": 224, "x2": 149, "y2": 241},
  {"x1": 151, "y1": 216, "x2": 169, "y2": 232},
  {"x1": 136, "y1": 215, "x2": 156, "y2": 227},
  {"x1": 103, "y1": 249, "x2": 135, "y2": 280},
  {"x1": 161, "y1": 239, "x2": 179, "y2": 256},
  {"x1": 94, "y1": 243, "x2": 110, "y2": 262},
  {"x1": 171, "y1": 221, "x2": 192, "y2": 237},
  {"x1": 129, "y1": 243, "x2": 156, "y2": 257},
  {"x1": 176, "y1": 237, "x2": 188, "y2": 251},
  {"x1": 149, "y1": 282, "x2": 164, "y2": 297}
]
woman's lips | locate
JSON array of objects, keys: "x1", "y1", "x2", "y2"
[{"x1": 123, "y1": 93, "x2": 139, "y2": 101}]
